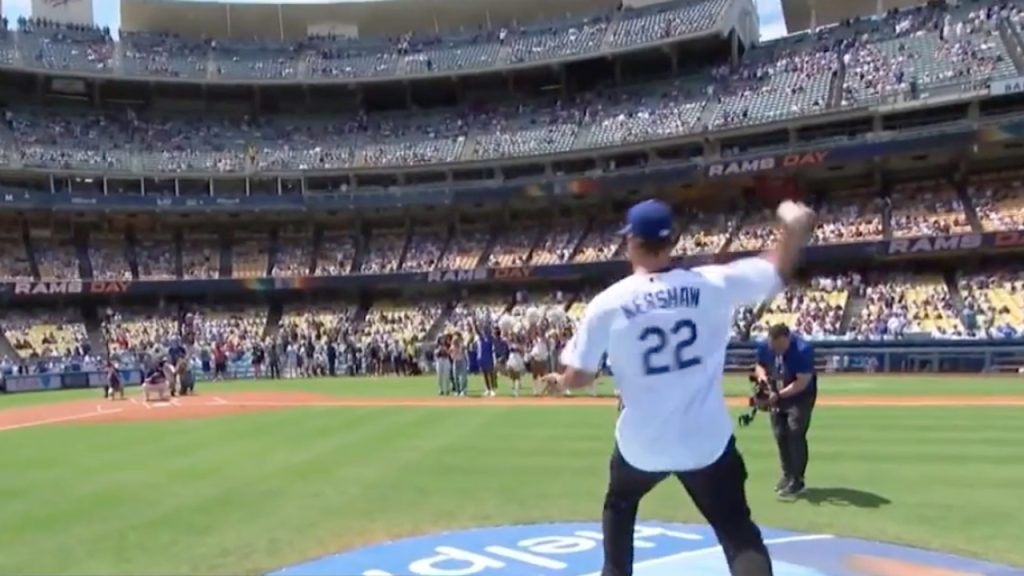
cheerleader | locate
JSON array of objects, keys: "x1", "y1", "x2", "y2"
[
  {"x1": 529, "y1": 328, "x2": 549, "y2": 396},
  {"x1": 506, "y1": 334, "x2": 527, "y2": 397}
]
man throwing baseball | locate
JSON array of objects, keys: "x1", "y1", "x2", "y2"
[{"x1": 544, "y1": 198, "x2": 815, "y2": 576}]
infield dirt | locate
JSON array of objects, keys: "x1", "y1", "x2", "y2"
[{"x1": 0, "y1": 391, "x2": 1022, "y2": 432}]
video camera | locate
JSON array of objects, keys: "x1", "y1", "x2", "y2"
[{"x1": 737, "y1": 374, "x2": 778, "y2": 428}]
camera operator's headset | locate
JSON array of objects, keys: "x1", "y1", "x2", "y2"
[{"x1": 737, "y1": 374, "x2": 780, "y2": 428}]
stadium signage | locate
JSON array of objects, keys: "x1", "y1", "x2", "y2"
[
  {"x1": 990, "y1": 76, "x2": 1024, "y2": 97},
  {"x1": 427, "y1": 268, "x2": 489, "y2": 283},
  {"x1": 492, "y1": 267, "x2": 534, "y2": 281},
  {"x1": 13, "y1": 281, "x2": 83, "y2": 295},
  {"x1": 89, "y1": 281, "x2": 130, "y2": 294},
  {"x1": 993, "y1": 231, "x2": 1024, "y2": 248},
  {"x1": 887, "y1": 234, "x2": 982, "y2": 255},
  {"x1": 267, "y1": 521, "x2": 1023, "y2": 576},
  {"x1": 706, "y1": 151, "x2": 829, "y2": 177}
]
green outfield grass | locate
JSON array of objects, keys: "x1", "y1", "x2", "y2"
[{"x1": 0, "y1": 374, "x2": 1021, "y2": 575}]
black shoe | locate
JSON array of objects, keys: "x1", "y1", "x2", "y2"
[
  {"x1": 778, "y1": 479, "x2": 806, "y2": 498},
  {"x1": 774, "y1": 476, "x2": 791, "y2": 493}
]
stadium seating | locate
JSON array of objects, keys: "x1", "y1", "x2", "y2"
[
  {"x1": 362, "y1": 302, "x2": 441, "y2": 346},
  {"x1": 402, "y1": 228, "x2": 446, "y2": 272},
  {"x1": 4, "y1": 309, "x2": 89, "y2": 359},
  {"x1": 135, "y1": 235, "x2": 177, "y2": 280},
  {"x1": 851, "y1": 275, "x2": 964, "y2": 338},
  {"x1": 362, "y1": 231, "x2": 405, "y2": 274},
  {"x1": 439, "y1": 229, "x2": 488, "y2": 270},
  {"x1": 316, "y1": 232, "x2": 357, "y2": 276},
  {"x1": 280, "y1": 303, "x2": 357, "y2": 342},
  {"x1": 890, "y1": 180, "x2": 972, "y2": 237},
  {"x1": 233, "y1": 236, "x2": 270, "y2": 278},
  {"x1": 672, "y1": 211, "x2": 733, "y2": 256},
  {"x1": 959, "y1": 270, "x2": 1024, "y2": 338},
  {"x1": 273, "y1": 235, "x2": 313, "y2": 277},
  {"x1": 812, "y1": 192, "x2": 885, "y2": 244},
  {"x1": 970, "y1": 171, "x2": 1024, "y2": 231},
  {"x1": 531, "y1": 221, "x2": 584, "y2": 265},
  {"x1": 107, "y1": 307, "x2": 178, "y2": 356},
  {"x1": 573, "y1": 221, "x2": 623, "y2": 263},
  {"x1": 181, "y1": 235, "x2": 221, "y2": 280},
  {"x1": 89, "y1": 235, "x2": 133, "y2": 281},
  {"x1": 751, "y1": 275, "x2": 856, "y2": 339},
  {"x1": 0, "y1": 234, "x2": 35, "y2": 281},
  {"x1": 489, "y1": 228, "x2": 539, "y2": 267},
  {"x1": 33, "y1": 234, "x2": 80, "y2": 280}
]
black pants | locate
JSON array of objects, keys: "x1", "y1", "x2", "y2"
[
  {"x1": 770, "y1": 391, "x2": 816, "y2": 482},
  {"x1": 602, "y1": 437, "x2": 772, "y2": 576},
  {"x1": 269, "y1": 361, "x2": 281, "y2": 379}
]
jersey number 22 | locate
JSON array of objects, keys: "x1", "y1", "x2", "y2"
[{"x1": 639, "y1": 319, "x2": 701, "y2": 375}]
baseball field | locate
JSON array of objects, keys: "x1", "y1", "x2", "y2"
[{"x1": 0, "y1": 374, "x2": 1021, "y2": 575}]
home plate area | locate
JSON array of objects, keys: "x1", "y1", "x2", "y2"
[{"x1": 268, "y1": 522, "x2": 1023, "y2": 576}]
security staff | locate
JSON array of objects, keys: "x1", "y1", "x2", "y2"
[{"x1": 754, "y1": 323, "x2": 817, "y2": 497}]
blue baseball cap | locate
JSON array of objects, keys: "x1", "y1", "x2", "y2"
[{"x1": 618, "y1": 199, "x2": 674, "y2": 241}]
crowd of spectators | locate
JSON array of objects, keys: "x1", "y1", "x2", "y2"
[
  {"x1": 88, "y1": 235, "x2": 133, "y2": 281},
  {"x1": 572, "y1": 222, "x2": 624, "y2": 262},
  {"x1": 489, "y1": 228, "x2": 538, "y2": 267},
  {"x1": 439, "y1": 229, "x2": 488, "y2": 270},
  {"x1": 402, "y1": 229, "x2": 445, "y2": 272},
  {"x1": 889, "y1": 181, "x2": 973, "y2": 237},
  {"x1": 848, "y1": 275, "x2": 965, "y2": 339},
  {"x1": 751, "y1": 274, "x2": 860, "y2": 340},
  {"x1": 812, "y1": 193, "x2": 885, "y2": 244},
  {"x1": 0, "y1": 234, "x2": 36, "y2": 281},
  {"x1": 959, "y1": 271, "x2": 1024, "y2": 339},
  {"x1": 316, "y1": 233, "x2": 357, "y2": 276},
  {"x1": 181, "y1": 235, "x2": 221, "y2": 279},
  {"x1": 33, "y1": 236, "x2": 80, "y2": 280},
  {"x1": 3, "y1": 309, "x2": 90, "y2": 361},
  {"x1": 1, "y1": 177, "x2": 1021, "y2": 284},
  {"x1": 361, "y1": 232, "x2": 404, "y2": 274},
  {"x1": 0, "y1": 1, "x2": 1015, "y2": 172},
  {"x1": 970, "y1": 172, "x2": 1024, "y2": 232},
  {"x1": 272, "y1": 235, "x2": 313, "y2": 277},
  {"x1": 135, "y1": 235, "x2": 177, "y2": 280}
]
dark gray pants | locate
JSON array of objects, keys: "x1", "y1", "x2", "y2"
[
  {"x1": 602, "y1": 437, "x2": 772, "y2": 576},
  {"x1": 770, "y1": 391, "x2": 816, "y2": 482}
]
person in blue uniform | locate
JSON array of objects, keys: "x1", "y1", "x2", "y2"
[
  {"x1": 754, "y1": 323, "x2": 818, "y2": 497},
  {"x1": 474, "y1": 319, "x2": 497, "y2": 397}
]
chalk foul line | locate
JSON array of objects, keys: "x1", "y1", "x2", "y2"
[{"x1": 0, "y1": 408, "x2": 124, "y2": 432}]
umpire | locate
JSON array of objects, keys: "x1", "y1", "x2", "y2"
[{"x1": 754, "y1": 324, "x2": 817, "y2": 497}]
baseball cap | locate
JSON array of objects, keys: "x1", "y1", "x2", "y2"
[{"x1": 618, "y1": 199, "x2": 674, "y2": 241}]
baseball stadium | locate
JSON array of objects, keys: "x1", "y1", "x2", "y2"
[{"x1": 1, "y1": 0, "x2": 1023, "y2": 573}]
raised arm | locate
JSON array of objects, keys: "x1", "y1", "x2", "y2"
[
  {"x1": 760, "y1": 200, "x2": 817, "y2": 283},
  {"x1": 695, "y1": 200, "x2": 817, "y2": 308}
]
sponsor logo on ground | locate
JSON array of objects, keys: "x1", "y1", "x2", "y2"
[{"x1": 268, "y1": 521, "x2": 1020, "y2": 576}]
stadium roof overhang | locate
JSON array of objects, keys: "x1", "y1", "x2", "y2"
[
  {"x1": 780, "y1": 0, "x2": 928, "y2": 33},
  {"x1": 120, "y1": 0, "x2": 622, "y2": 41}
]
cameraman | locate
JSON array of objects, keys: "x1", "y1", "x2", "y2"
[{"x1": 754, "y1": 323, "x2": 817, "y2": 497}]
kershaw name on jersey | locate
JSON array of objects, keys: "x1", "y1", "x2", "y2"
[{"x1": 620, "y1": 286, "x2": 701, "y2": 319}]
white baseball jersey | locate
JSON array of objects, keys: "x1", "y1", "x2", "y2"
[{"x1": 561, "y1": 257, "x2": 782, "y2": 472}]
